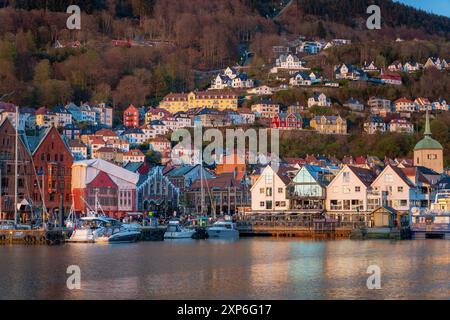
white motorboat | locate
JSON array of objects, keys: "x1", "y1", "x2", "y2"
[
  {"x1": 207, "y1": 221, "x2": 239, "y2": 239},
  {"x1": 164, "y1": 220, "x2": 195, "y2": 239},
  {"x1": 67, "y1": 217, "x2": 140, "y2": 243}
]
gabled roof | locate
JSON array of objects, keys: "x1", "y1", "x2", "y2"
[{"x1": 347, "y1": 165, "x2": 377, "y2": 187}]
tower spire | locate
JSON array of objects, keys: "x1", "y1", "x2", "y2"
[{"x1": 424, "y1": 110, "x2": 432, "y2": 137}]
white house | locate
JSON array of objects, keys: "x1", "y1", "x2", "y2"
[
  {"x1": 274, "y1": 54, "x2": 307, "y2": 72},
  {"x1": 388, "y1": 119, "x2": 414, "y2": 133},
  {"x1": 394, "y1": 98, "x2": 416, "y2": 113},
  {"x1": 247, "y1": 85, "x2": 274, "y2": 96},
  {"x1": 326, "y1": 165, "x2": 377, "y2": 224},
  {"x1": 363, "y1": 61, "x2": 379, "y2": 72},
  {"x1": 123, "y1": 149, "x2": 146, "y2": 164},
  {"x1": 415, "y1": 98, "x2": 432, "y2": 111},
  {"x1": 364, "y1": 116, "x2": 387, "y2": 134},
  {"x1": 250, "y1": 166, "x2": 290, "y2": 212},
  {"x1": 308, "y1": 93, "x2": 331, "y2": 108},
  {"x1": 370, "y1": 165, "x2": 428, "y2": 215},
  {"x1": 403, "y1": 62, "x2": 422, "y2": 73},
  {"x1": 432, "y1": 99, "x2": 448, "y2": 111},
  {"x1": 289, "y1": 71, "x2": 312, "y2": 86}
]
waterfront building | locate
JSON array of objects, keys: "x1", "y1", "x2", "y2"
[
  {"x1": 413, "y1": 111, "x2": 444, "y2": 173},
  {"x1": 369, "y1": 165, "x2": 429, "y2": 219},
  {"x1": 0, "y1": 118, "x2": 34, "y2": 220},
  {"x1": 326, "y1": 165, "x2": 377, "y2": 225},
  {"x1": 72, "y1": 159, "x2": 139, "y2": 218},
  {"x1": 250, "y1": 165, "x2": 291, "y2": 212},
  {"x1": 25, "y1": 126, "x2": 73, "y2": 217},
  {"x1": 165, "y1": 164, "x2": 215, "y2": 196},
  {"x1": 159, "y1": 91, "x2": 238, "y2": 114},
  {"x1": 288, "y1": 165, "x2": 334, "y2": 211},
  {"x1": 186, "y1": 172, "x2": 250, "y2": 216}
]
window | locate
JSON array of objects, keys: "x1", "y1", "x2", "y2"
[
  {"x1": 280, "y1": 201, "x2": 286, "y2": 207},
  {"x1": 278, "y1": 188, "x2": 283, "y2": 193},
  {"x1": 398, "y1": 186, "x2": 404, "y2": 193},
  {"x1": 355, "y1": 186, "x2": 361, "y2": 192},
  {"x1": 385, "y1": 174, "x2": 393, "y2": 183},
  {"x1": 333, "y1": 186, "x2": 339, "y2": 193},
  {"x1": 260, "y1": 188, "x2": 264, "y2": 194},
  {"x1": 266, "y1": 188, "x2": 272, "y2": 196},
  {"x1": 266, "y1": 201, "x2": 273, "y2": 210},
  {"x1": 275, "y1": 201, "x2": 280, "y2": 207},
  {"x1": 343, "y1": 172, "x2": 350, "y2": 183},
  {"x1": 343, "y1": 186, "x2": 351, "y2": 194}
]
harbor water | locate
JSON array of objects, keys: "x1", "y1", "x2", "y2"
[{"x1": 0, "y1": 239, "x2": 449, "y2": 300}]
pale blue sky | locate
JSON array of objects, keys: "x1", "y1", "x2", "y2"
[{"x1": 395, "y1": 0, "x2": 450, "y2": 17}]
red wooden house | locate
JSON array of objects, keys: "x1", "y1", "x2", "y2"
[{"x1": 271, "y1": 113, "x2": 302, "y2": 130}]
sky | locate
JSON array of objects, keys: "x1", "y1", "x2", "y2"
[{"x1": 395, "y1": 0, "x2": 450, "y2": 17}]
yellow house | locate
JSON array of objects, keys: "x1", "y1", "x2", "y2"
[
  {"x1": 159, "y1": 91, "x2": 238, "y2": 113},
  {"x1": 310, "y1": 115, "x2": 347, "y2": 134},
  {"x1": 35, "y1": 107, "x2": 59, "y2": 127}
]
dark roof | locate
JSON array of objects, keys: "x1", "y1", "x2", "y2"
[{"x1": 347, "y1": 165, "x2": 377, "y2": 187}]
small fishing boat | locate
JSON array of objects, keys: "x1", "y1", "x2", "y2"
[
  {"x1": 164, "y1": 220, "x2": 195, "y2": 239},
  {"x1": 207, "y1": 221, "x2": 239, "y2": 239},
  {"x1": 68, "y1": 217, "x2": 140, "y2": 243}
]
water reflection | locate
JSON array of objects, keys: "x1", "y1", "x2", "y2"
[{"x1": 0, "y1": 239, "x2": 449, "y2": 299}]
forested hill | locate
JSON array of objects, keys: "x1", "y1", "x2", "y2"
[
  {"x1": 2, "y1": 0, "x2": 449, "y2": 38},
  {"x1": 0, "y1": 0, "x2": 449, "y2": 109},
  {"x1": 279, "y1": 0, "x2": 450, "y2": 37}
]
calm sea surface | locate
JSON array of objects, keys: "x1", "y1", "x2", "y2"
[{"x1": 0, "y1": 239, "x2": 449, "y2": 300}]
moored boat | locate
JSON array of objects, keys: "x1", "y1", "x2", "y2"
[
  {"x1": 67, "y1": 217, "x2": 140, "y2": 243},
  {"x1": 207, "y1": 220, "x2": 239, "y2": 239},
  {"x1": 164, "y1": 220, "x2": 195, "y2": 239}
]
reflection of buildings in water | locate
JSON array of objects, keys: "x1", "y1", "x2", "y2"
[
  {"x1": 285, "y1": 241, "x2": 325, "y2": 299},
  {"x1": 247, "y1": 240, "x2": 292, "y2": 299}
]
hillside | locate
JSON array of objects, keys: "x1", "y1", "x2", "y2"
[{"x1": 0, "y1": 0, "x2": 449, "y2": 110}]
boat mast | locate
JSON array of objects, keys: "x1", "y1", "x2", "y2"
[
  {"x1": 0, "y1": 167, "x2": 2, "y2": 222},
  {"x1": 14, "y1": 106, "x2": 18, "y2": 226},
  {"x1": 200, "y1": 153, "x2": 204, "y2": 216}
]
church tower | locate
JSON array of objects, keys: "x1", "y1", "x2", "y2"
[{"x1": 413, "y1": 111, "x2": 444, "y2": 173}]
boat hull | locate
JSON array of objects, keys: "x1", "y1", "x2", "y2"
[
  {"x1": 164, "y1": 231, "x2": 195, "y2": 239},
  {"x1": 207, "y1": 229, "x2": 239, "y2": 239}
]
